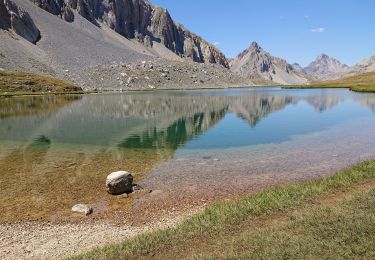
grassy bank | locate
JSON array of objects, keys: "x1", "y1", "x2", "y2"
[
  {"x1": 74, "y1": 159, "x2": 375, "y2": 259},
  {"x1": 0, "y1": 71, "x2": 84, "y2": 96},
  {"x1": 287, "y1": 71, "x2": 375, "y2": 93}
]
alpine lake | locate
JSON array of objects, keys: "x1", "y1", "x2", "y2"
[{"x1": 2, "y1": 87, "x2": 375, "y2": 223}]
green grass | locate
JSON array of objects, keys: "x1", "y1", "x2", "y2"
[
  {"x1": 73, "y1": 159, "x2": 375, "y2": 259},
  {"x1": 0, "y1": 70, "x2": 83, "y2": 96},
  {"x1": 286, "y1": 71, "x2": 375, "y2": 93}
]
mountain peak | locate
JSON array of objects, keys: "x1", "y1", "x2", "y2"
[
  {"x1": 247, "y1": 41, "x2": 263, "y2": 53},
  {"x1": 230, "y1": 43, "x2": 309, "y2": 85},
  {"x1": 317, "y1": 53, "x2": 329, "y2": 60},
  {"x1": 250, "y1": 41, "x2": 260, "y2": 49},
  {"x1": 305, "y1": 53, "x2": 349, "y2": 79}
]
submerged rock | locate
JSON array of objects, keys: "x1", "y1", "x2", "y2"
[
  {"x1": 106, "y1": 171, "x2": 133, "y2": 195},
  {"x1": 131, "y1": 184, "x2": 143, "y2": 192},
  {"x1": 71, "y1": 204, "x2": 92, "y2": 216}
]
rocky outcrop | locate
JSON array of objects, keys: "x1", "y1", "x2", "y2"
[
  {"x1": 28, "y1": 0, "x2": 228, "y2": 67},
  {"x1": 0, "y1": 1, "x2": 11, "y2": 30},
  {"x1": 1, "y1": 0, "x2": 41, "y2": 44},
  {"x1": 304, "y1": 54, "x2": 349, "y2": 80},
  {"x1": 230, "y1": 42, "x2": 308, "y2": 85}
]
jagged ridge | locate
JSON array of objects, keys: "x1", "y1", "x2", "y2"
[{"x1": 29, "y1": 0, "x2": 228, "y2": 67}]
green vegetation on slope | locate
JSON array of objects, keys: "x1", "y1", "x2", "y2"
[
  {"x1": 74, "y1": 159, "x2": 375, "y2": 259},
  {"x1": 287, "y1": 71, "x2": 375, "y2": 92},
  {"x1": 0, "y1": 71, "x2": 82, "y2": 96}
]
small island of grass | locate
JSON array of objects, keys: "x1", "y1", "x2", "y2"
[{"x1": 0, "y1": 70, "x2": 86, "y2": 97}]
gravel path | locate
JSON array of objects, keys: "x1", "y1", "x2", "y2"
[{"x1": 0, "y1": 207, "x2": 202, "y2": 260}]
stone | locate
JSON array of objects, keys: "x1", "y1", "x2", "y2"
[
  {"x1": 131, "y1": 184, "x2": 143, "y2": 192},
  {"x1": 71, "y1": 204, "x2": 92, "y2": 215},
  {"x1": 106, "y1": 171, "x2": 133, "y2": 195},
  {"x1": 127, "y1": 77, "x2": 134, "y2": 84}
]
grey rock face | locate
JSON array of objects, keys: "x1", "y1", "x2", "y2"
[
  {"x1": 291, "y1": 63, "x2": 304, "y2": 73},
  {"x1": 30, "y1": 0, "x2": 76, "y2": 22},
  {"x1": 106, "y1": 171, "x2": 133, "y2": 195},
  {"x1": 304, "y1": 53, "x2": 349, "y2": 80},
  {"x1": 71, "y1": 204, "x2": 93, "y2": 215},
  {"x1": 1, "y1": 0, "x2": 41, "y2": 44},
  {"x1": 230, "y1": 42, "x2": 308, "y2": 85},
  {"x1": 27, "y1": 0, "x2": 228, "y2": 67},
  {"x1": 0, "y1": 1, "x2": 11, "y2": 30}
]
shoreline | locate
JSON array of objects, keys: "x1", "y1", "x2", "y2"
[
  {"x1": 1, "y1": 158, "x2": 374, "y2": 259},
  {"x1": 75, "y1": 159, "x2": 375, "y2": 259},
  {"x1": 0, "y1": 206, "x2": 204, "y2": 260},
  {"x1": 0, "y1": 84, "x2": 273, "y2": 98}
]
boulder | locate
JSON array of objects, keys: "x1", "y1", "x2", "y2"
[
  {"x1": 106, "y1": 171, "x2": 133, "y2": 195},
  {"x1": 71, "y1": 204, "x2": 92, "y2": 215}
]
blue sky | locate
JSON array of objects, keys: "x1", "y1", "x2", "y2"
[{"x1": 150, "y1": 0, "x2": 375, "y2": 66}]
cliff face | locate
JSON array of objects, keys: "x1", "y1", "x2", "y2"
[
  {"x1": 0, "y1": 0, "x2": 40, "y2": 43},
  {"x1": 29, "y1": 0, "x2": 228, "y2": 67},
  {"x1": 0, "y1": 1, "x2": 11, "y2": 30}
]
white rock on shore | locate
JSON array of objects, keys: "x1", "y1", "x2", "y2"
[{"x1": 71, "y1": 204, "x2": 93, "y2": 216}]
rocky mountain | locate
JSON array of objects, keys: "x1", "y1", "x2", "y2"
[
  {"x1": 304, "y1": 54, "x2": 349, "y2": 80},
  {"x1": 0, "y1": 0, "x2": 247, "y2": 90},
  {"x1": 291, "y1": 63, "x2": 304, "y2": 73},
  {"x1": 28, "y1": 0, "x2": 228, "y2": 67},
  {"x1": 229, "y1": 42, "x2": 309, "y2": 85},
  {"x1": 350, "y1": 55, "x2": 375, "y2": 74}
]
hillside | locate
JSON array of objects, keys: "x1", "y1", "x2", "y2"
[
  {"x1": 0, "y1": 70, "x2": 81, "y2": 96},
  {"x1": 289, "y1": 71, "x2": 375, "y2": 93},
  {"x1": 0, "y1": 0, "x2": 248, "y2": 90}
]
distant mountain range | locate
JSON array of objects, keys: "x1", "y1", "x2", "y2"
[{"x1": 230, "y1": 42, "x2": 375, "y2": 85}]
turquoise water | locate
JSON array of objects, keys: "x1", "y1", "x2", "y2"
[{"x1": 1, "y1": 88, "x2": 375, "y2": 151}]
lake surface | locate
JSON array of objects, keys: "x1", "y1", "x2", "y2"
[{"x1": 1, "y1": 87, "x2": 375, "y2": 223}]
